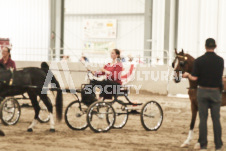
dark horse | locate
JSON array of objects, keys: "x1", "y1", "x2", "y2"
[
  {"x1": 172, "y1": 49, "x2": 226, "y2": 147},
  {"x1": 0, "y1": 62, "x2": 62, "y2": 132}
]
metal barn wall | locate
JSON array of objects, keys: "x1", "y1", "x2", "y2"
[
  {"x1": 1, "y1": 0, "x2": 225, "y2": 64},
  {"x1": 217, "y1": 0, "x2": 226, "y2": 58},
  {"x1": 151, "y1": 0, "x2": 165, "y2": 64},
  {"x1": 177, "y1": 0, "x2": 226, "y2": 60},
  {"x1": 64, "y1": 0, "x2": 145, "y2": 62},
  {"x1": 0, "y1": 0, "x2": 50, "y2": 61},
  {"x1": 65, "y1": 0, "x2": 145, "y2": 14},
  {"x1": 64, "y1": 15, "x2": 144, "y2": 62},
  {"x1": 168, "y1": 0, "x2": 226, "y2": 96}
]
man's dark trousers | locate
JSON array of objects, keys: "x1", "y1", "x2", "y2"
[{"x1": 197, "y1": 88, "x2": 223, "y2": 149}]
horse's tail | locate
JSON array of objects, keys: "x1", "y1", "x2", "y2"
[{"x1": 41, "y1": 62, "x2": 63, "y2": 121}]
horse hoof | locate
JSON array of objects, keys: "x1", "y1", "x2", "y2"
[
  {"x1": 27, "y1": 128, "x2": 33, "y2": 132},
  {"x1": 180, "y1": 143, "x2": 189, "y2": 148},
  {"x1": 50, "y1": 129, "x2": 55, "y2": 132},
  {"x1": 0, "y1": 129, "x2": 5, "y2": 136}
]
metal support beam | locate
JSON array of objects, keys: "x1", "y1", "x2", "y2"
[
  {"x1": 174, "y1": 0, "x2": 179, "y2": 49},
  {"x1": 49, "y1": 0, "x2": 56, "y2": 61},
  {"x1": 60, "y1": 0, "x2": 65, "y2": 57},
  {"x1": 49, "y1": 0, "x2": 64, "y2": 61},
  {"x1": 144, "y1": 0, "x2": 153, "y2": 62},
  {"x1": 164, "y1": 0, "x2": 179, "y2": 64},
  {"x1": 65, "y1": 13, "x2": 144, "y2": 16},
  {"x1": 164, "y1": 0, "x2": 171, "y2": 64}
]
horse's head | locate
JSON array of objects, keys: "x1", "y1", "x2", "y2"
[{"x1": 172, "y1": 49, "x2": 194, "y2": 83}]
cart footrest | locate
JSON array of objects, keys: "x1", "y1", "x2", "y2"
[{"x1": 128, "y1": 110, "x2": 140, "y2": 114}]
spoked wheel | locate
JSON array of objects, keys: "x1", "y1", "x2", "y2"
[
  {"x1": 0, "y1": 98, "x2": 21, "y2": 125},
  {"x1": 141, "y1": 101, "x2": 163, "y2": 131},
  {"x1": 108, "y1": 101, "x2": 128, "y2": 129},
  {"x1": 87, "y1": 101, "x2": 115, "y2": 133},
  {"x1": 37, "y1": 97, "x2": 51, "y2": 123},
  {"x1": 65, "y1": 100, "x2": 88, "y2": 130}
]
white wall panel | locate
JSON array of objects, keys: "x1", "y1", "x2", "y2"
[
  {"x1": 177, "y1": 0, "x2": 200, "y2": 58},
  {"x1": 65, "y1": 0, "x2": 145, "y2": 14},
  {"x1": 151, "y1": 0, "x2": 165, "y2": 64},
  {"x1": 198, "y1": 0, "x2": 218, "y2": 56},
  {"x1": 64, "y1": 15, "x2": 144, "y2": 62},
  {"x1": 0, "y1": 0, "x2": 50, "y2": 61},
  {"x1": 177, "y1": 0, "x2": 226, "y2": 60},
  {"x1": 217, "y1": 0, "x2": 226, "y2": 58},
  {"x1": 64, "y1": 0, "x2": 145, "y2": 62}
]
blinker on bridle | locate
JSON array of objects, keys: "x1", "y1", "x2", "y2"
[{"x1": 172, "y1": 55, "x2": 188, "y2": 73}]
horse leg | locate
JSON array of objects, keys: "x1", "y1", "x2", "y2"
[
  {"x1": 181, "y1": 102, "x2": 198, "y2": 147},
  {"x1": 0, "y1": 129, "x2": 5, "y2": 136},
  {"x1": 27, "y1": 92, "x2": 40, "y2": 132},
  {"x1": 39, "y1": 94, "x2": 55, "y2": 132}
]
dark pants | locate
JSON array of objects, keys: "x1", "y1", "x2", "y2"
[
  {"x1": 197, "y1": 88, "x2": 223, "y2": 149},
  {"x1": 90, "y1": 79, "x2": 121, "y2": 99}
]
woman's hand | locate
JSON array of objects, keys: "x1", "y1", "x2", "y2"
[
  {"x1": 90, "y1": 71, "x2": 95, "y2": 75},
  {"x1": 101, "y1": 68, "x2": 110, "y2": 74},
  {"x1": 88, "y1": 69, "x2": 95, "y2": 75},
  {"x1": 92, "y1": 71, "x2": 96, "y2": 75},
  {"x1": 101, "y1": 68, "x2": 105, "y2": 72}
]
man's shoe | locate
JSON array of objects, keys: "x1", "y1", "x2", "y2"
[{"x1": 216, "y1": 146, "x2": 224, "y2": 151}]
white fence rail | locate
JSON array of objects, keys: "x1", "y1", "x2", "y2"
[{"x1": 7, "y1": 47, "x2": 173, "y2": 65}]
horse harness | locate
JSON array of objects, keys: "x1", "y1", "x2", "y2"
[
  {"x1": 9, "y1": 68, "x2": 14, "y2": 85},
  {"x1": 0, "y1": 68, "x2": 14, "y2": 85},
  {"x1": 0, "y1": 68, "x2": 30, "y2": 86},
  {"x1": 172, "y1": 54, "x2": 189, "y2": 73}
]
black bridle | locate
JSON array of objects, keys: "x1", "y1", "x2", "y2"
[{"x1": 172, "y1": 55, "x2": 188, "y2": 73}]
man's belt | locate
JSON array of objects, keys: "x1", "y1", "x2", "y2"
[{"x1": 199, "y1": 86, "x2": 220, "y2": 90}]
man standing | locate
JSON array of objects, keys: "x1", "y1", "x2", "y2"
[{"x1": 183, "y1": 38, "x2": 224, "y2": 151}]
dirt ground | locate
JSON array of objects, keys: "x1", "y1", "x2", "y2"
[{"x1": 1, "y1": 92, "x2": 226, "y2": 151}]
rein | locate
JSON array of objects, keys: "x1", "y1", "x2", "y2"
[{"x1": 187, "y1": 87, "x2": 197, "y2": 90}]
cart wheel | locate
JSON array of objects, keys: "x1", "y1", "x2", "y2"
[
  {"x1": 0, "y1": 98, "x2": 21, "y2": 126},
  {"x1": 65, "y1": 100, "x2": 88, "y2": 130},
  {"x1": 140, "y1": 101, "x2": 163, "y2": 131},
  {"x1": 87, "y1": 101, "x2": 115, "y2": 133},
  {"x1": 37, "y1": 97, "x2": 51, "y2": 123},
  {"x1": 107, "y1": 101, "x2": 128, "y2": 129}
]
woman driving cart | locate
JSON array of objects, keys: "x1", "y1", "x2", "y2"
[
  {"x1": 65, "y1": 49, "x2": 163, "y2": 133},
  {"x1": 90, "y1": 49, "x2": 123, "y2": 101}
]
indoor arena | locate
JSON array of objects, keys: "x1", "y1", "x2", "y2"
[{"x1": 1, "y1": 0, "x2": 226, "y2": 151}]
